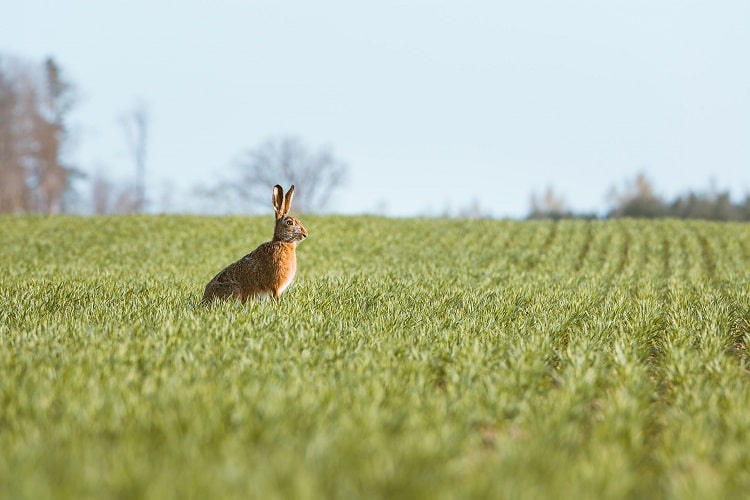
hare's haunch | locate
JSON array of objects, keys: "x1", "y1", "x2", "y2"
[{"x1": 202, "y1": 184, "x2": 307, "y2": 304}]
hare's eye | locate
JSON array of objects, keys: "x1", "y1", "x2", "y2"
[{"x1": 286, "y1": 219, "x2": 294, "y2": 226}]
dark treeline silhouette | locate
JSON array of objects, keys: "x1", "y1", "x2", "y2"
[{"x1": 529, "y1": 173, "x2": 750, "y2": 221}]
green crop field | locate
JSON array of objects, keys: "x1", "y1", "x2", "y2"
[{"x1": 1, "y1": 215, "x2": 749, "y2": 499}]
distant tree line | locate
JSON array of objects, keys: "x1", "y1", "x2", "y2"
[
  {"x1": 2, "y1": 54, "x2": 744, "y2": 220},
  {"x1": 0, "y1": 53, "x2": 349, "y2": 215},
  {"x1": 529, "y1": 173, "x2": 750, "y2": 222}
]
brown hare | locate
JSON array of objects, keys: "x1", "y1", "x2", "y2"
[{"x1": 202, "y1": 184, "x2": 307, "y2": 304}]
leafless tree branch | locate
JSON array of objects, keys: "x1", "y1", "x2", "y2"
[{"x1": 203, "y1": 136, "x2": 349, "y2": 214}]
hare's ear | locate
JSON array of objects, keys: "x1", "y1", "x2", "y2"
[
  {"x1": 272, "y1": 185, "x2": 284, "y2": 218},
  {"x1": 283, "y1": 184, "x2": 295, "y2": 215}
]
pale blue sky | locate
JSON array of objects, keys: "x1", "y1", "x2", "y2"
[{"x1": 2, "y1": 0, "x2": 749, "y2": 216}]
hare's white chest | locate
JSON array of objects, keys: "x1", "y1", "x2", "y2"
[
  {"x1": 277, "y1": 259, "x2": 297, "y2": 295},
  {"x1": 278, "y1": 274, "x2": 294, "y2": 295}
]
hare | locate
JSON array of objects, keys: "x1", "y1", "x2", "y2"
[{"x1": 202, "y1": 184, "x2": 307, "y2": 304}]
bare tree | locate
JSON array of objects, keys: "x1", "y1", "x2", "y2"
[
  {"x1": 91, "y1": 170, "x2": 114, "y2": 214},
  {"x1": 210, "y1": 136, "x2": 349, "y2": 213},
  {"x1": 0, "y1": 60, "x2": 25, "y2": 212},
  {"x1": 90, "y1": 169, "x2": 143, "y2": 215},
  {"x1": 38, "y1": 58, "x2": 77, "y2": 213},
  {"x1": 0, "y1": 55, "x2": 78, "y2": 213},
  {"x1": 120, "y1": 99, "x2": 148, "y2": 212},
  {"x1": 528, "y1": 187, "x2": 572, "y2": 219}
]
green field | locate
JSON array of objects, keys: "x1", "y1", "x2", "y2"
[{"x1": 1, "y1": 215, "x2": 749, "y2": 499}]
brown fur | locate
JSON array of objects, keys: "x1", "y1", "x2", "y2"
[{"x1": 202, "y1": 184, "x2": 307, "y2": 304}]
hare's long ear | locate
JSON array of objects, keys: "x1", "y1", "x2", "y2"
[
  {"x1": 283, "y1": 184, "x2": 295, "y2": 215},
  {"x1": 273, "y1": 185, "x2": 284, "y2": 218}
]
